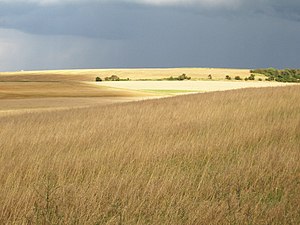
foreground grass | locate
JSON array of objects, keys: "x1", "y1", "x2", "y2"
[
  {"x1": 141, "y1": 89, "x2": 201, "y2": 95},
  {"x1": 0, "y1": 86, "x2": 299, "y2": 224}
]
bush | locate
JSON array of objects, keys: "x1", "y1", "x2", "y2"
[
  {"x1": 235, "y1": 76, "x2": 242, "y2": 80},
  {"x1": 225, "y1": 75, "x2": 231, "y2": 80},
  {"x1": 95, "y1": 77, "x2": 102, "y2": 82},
  {"x1": 208, "y1": 74, "x2": 212, "y2": 80},
  {"x1": 258, "y1": 78, "x2": 262, "y2": 81}
]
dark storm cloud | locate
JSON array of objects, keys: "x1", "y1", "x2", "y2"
[
  {"x1": 0, "y1": 0, "x2": 300, "y2": 39},
  {"x1": 0, "y1": 2, "x2": 145, "y2": 39},
  {"x1": 0, "y1": 0, "x2": 300, "y2": 71},
  {"x1": 270, "y1": 1, "x2": 300, "y2": 21}
]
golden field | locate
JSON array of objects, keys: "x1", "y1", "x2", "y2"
[
  {"x1": 0, "y1": 70, "x2": 155, "y2": 113},
  {"x1": 0, "y1": 67, "x2": 254, "y2": 81},
  {"x1": 0, "y1": 67, "x2": 283, "y2": 114},
  {"x1": 0, "y1": 85, "x2": 299, "y2": 224}
]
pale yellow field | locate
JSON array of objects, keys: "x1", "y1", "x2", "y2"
[{"x1": 0, "y1": 67, "x2": 254, "y2": 81}]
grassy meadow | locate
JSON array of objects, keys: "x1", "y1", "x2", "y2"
[{"x1": 0, "y1": 85, "x2": 299, "y2": 224}]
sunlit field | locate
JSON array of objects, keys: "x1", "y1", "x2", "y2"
[
  {"x1": 0, "y1": 68, "x2": 288, "y2": 114},
  {"x1": 0, "y1": 85, "x2": 299, "y2": 224},
  {"x1": 0, "y1": 67, "x2": 253, "y2": 81}
]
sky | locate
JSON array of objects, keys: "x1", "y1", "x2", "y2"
[{"x1": 0, "y1": 0, "x2": 300, "y2": 71}]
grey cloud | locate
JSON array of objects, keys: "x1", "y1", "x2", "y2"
[
  {"x1": 1, "y1": 0, "x2": 300, "y2": 40},
  {"x1": 0, "y1": 0, "x2": 300, "y2": 71},
  {"x1": 0, "y1": 2, "x2": 145, "y2": 39},
  {"x1": 0, "y1": 28, "x2": 125, "y2": 71},
  {"x1": 1, "y1": 0, "x2": 299, "y2": 41},
  {"x1": 270, "y1": 1, "x2": 300, "y2": 21}
]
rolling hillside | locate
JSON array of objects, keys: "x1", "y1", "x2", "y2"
[{"x1": 0, "y1": 86, "x2": 299, "y2": 224}]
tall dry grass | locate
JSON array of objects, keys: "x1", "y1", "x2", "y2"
[{"x1": 0, "y1": 86, "x2": 299, "y2": 224}]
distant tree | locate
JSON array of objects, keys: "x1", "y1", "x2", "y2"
[
  {"x1": 95, "y1": 77, "x2": 102, "y2": 82},
  {"x1": 178, "y1": 74, "x2": 191, "y2": 80},
  {"x1": 225, "y1": 75, "x2": 231, "y2": 80},
  {"x1": 110, "y1": 75, "x2": 120, "y2": 81},
  {"x1": 208, "y1": 74, "x2": 212, "y2": 80},
  {"x1": 235, "y1": 76, "x2": 242, "y2": 80},
  {"x1": 248, "y1": 74, "x2": 255, "y2": 80}
]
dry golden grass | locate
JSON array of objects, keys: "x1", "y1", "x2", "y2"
[
  {"x1": 0, "y1": 97, "x2": 153, "y2": 117},
  {"x1": 0, "y1": 86, "x2": 299, "y2": 224},
  {"x1": 0, "y1": 67, "x2": 253, "y2": 81}
]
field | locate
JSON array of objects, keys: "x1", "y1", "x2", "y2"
[
  {"x1": 96, "y1": 80, "x2": 292, "y2": 93},
  {"x1": 0, "y1": 67, "x2": 254, "y2": 81},
  {"x1": 0, "y1": 68, "x2": 289, "y2": 114},
  {"x1": 0, "y1": 70, "x2": 155, "y2": 114},
  {"x1": 0, "y1": 68, "x2": 299, "y2": 224},
  {"x1": 0, "y1": 82, "x2": 152, "y2": 116},
  {"x1": 0, "y1": 82, "x2": 300, "y2": 224}
]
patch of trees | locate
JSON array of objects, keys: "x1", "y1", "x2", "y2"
[
  {"x1": 165, "y1": 74, "x2": 191, "y2": 81},
  {"x1": 105, "y1": 75, "x2": 120, "y2": 81},
  {"x1": 96, "y1": 75, "x2": 130, "y2": 81},
  {"x1": 250, "y1": 68, "x2": 300, "y2": 83}
]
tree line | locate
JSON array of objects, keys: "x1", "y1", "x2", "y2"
[{"x1": 251, "y1": 68, "x2": 300, "y2": 82}]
